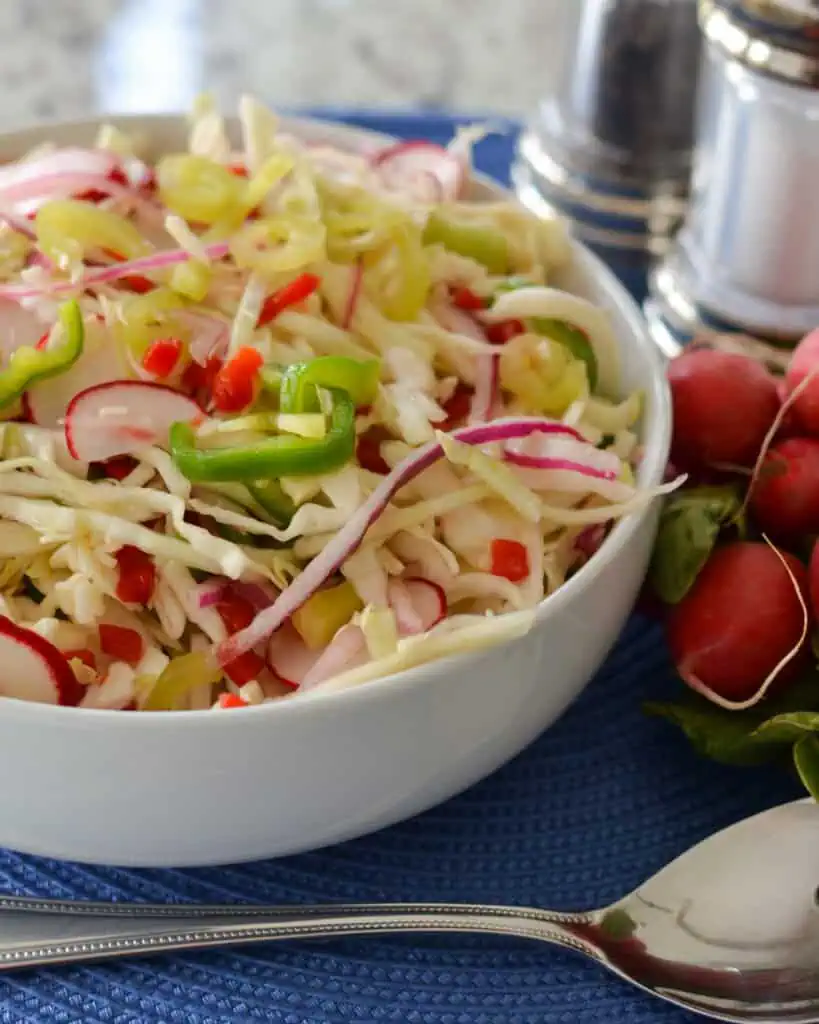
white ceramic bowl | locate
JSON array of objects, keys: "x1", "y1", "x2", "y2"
[{"x1": 0, "y1": 116, "x2": 671, "y2": 867}]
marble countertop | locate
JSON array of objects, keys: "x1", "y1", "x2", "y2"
[{"x1": 0, "y1": 0, "x2": 566, "y2": 129}]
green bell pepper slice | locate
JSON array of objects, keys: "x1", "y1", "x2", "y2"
[
  {"x1": 0, "y1": 299, "x2": 84, "y2": 409},
  {"x1": 422, "y1": 211, "x2": 509, "y2": 275},
  {"x1": 246, "y1": 479, "x2": 296, "y2": 527},
  {"x1": 170, "y1": 388, "x2": 356, "y2": 482},
  {"x1": 279, "y1": 356, "x2": 380, "y2": 414}
]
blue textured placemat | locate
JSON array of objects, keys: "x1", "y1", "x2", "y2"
[{"x1": 0, "y1": 113, "x2": 799, "y2": 1024}]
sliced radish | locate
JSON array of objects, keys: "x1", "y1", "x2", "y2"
[
  {"x1": 267, "y1": 622, "x2": 321, "y2": 688},
  {"x1": 403, "y1": 578, "x2": 447, "y2": 631},
  {"x1": 372, "y1": 141, "x2": 464, "y2": 202},
  {"x1": 0, "y1": 616, "x2": 83, "y2": 705},
  {"x1": 301, "y1": 624, "x2": 367, "y2": 691},
  {"x1": 387, "y1": 577, "x2": 424, "y2": 635},
  {"x1": 26, "y1": 316, "x2": 129, "y2": 427},
  {"x1": 387, "y1": 577, "x2": 446, "y2": 636},
  {"x1": 65, "y1": 380, "x2": 203, "y2": 462},
  {"x1": 216, "y1": 416, "x2": 605, "y2": 666},
  {"x1": 0, "y1": 300, "x2": 49, "y2": 360}
]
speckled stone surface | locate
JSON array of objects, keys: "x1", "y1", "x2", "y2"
[{"x1": 0, "y1": 0, "x2": 566, "y2": 128}]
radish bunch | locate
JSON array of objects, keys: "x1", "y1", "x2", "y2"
[{"x1": 648, "y1": 332, "x2": 819, "y2": 795}]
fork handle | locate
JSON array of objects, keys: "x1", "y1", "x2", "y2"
[{"x1": 0, "y1": 896, "x2": 594, "y2": 969}]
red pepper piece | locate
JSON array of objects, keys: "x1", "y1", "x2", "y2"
[
  {"x1": 100, "y1": 455, "x2": 139, "y2": 481},
  {"x1": 218, "y1": 692, "x2": 249, "y2": 708},
  {"x1": 450, "y1": 286, "x2": 487, "y2": 311},
  {"x1": 64, "y1": 649, "x2": 97, "y2": 671},
  {"x1": 211, "y1": 346, "x2": 263, "y2": 413},
  {"x1": 142, "y1": 337, "x2": 184, "y2": 379},
  {"x1": 224, "y1": 651, "x2": 266, "y2": 687},
  {"x1": 114, "y1": 545, "x2": 156, "y2": 605},
  {"x1": 490, "y1": 538, "x2": 530, "y2": 582},
  {"x1": 356, "y1": 427, "x2": 391, "y2": 475},
  {"x1": 98, "y1": 623, "x2": 144, "y2": 665},
  {"x1": 439, "y1": 382, "x2": 474, "y2": 431},
  {"x1": 215, "y1": 592, "x2": 257, "y2": 636},
  {"x1": 257, "y1": 273, "x2": 321, "y2": 327},
  {"x1": 485, "y1": 319, "x2": 525, "y2": 346}
]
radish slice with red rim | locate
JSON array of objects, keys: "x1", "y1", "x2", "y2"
[
  {"x1": 0, "y1": 300, "x2": 50, "y2": 360},
  {"x1": 0, "y1": 616, "x2": 83, "y2": 705},
  {"x1": 267, "y1": 622, "x2": 321, "y2": 688},
  {"x1": 372, "y1": 141, "x2": 464, "y2": 202},
  {"x1": 26, "y1": 316, "x2": 130, "y2": 428},
  {"x1": 65, "y1": 380, "x2": 203, "y2": 462},
  {"x1": 216, "y1": 417, "x2": 583, "y2": 667},
  {"x1": 300, "y1": 624, "x2": 367, "y2": 691},
  {"x1": 403, "y1": 578, "x2": 447, "y2": 631},
  {"x1": 387, "y1": 578, "x2": 425, "y2": 635}
]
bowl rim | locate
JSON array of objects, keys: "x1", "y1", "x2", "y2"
[{"x1": 0, "y1": 112, "x2": 671, "y2": 726}]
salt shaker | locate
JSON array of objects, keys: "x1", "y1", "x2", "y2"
[
  {"x1": 645, "y1": 0, "x2": 819, "y2": 357},
  {"x1": 512, "y1": 0, "x2": 703, "y2": 299}
]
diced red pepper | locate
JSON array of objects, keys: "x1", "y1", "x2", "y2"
[
  {"x1": 450, "y1": 286, "x2": 487, "y2": 311},
  {"x1": 490, "y1": 538, "x2": 530, "y2": 583},
  {"x1": 100, "y1": 455, "x2": 139, "y2": 481},
  {"x1": 34, "y1": 331, "x2": 50, "y2": 352},
  {"x1": 224, "y1": 651, "x2": 266, "y2": 687},
  {"x1": 485, "y1": 319, "x2": 525, "y2": 346},
  {"x1": 119, "y1": 274, "x2": 156, "y2": 294},
  {"x1": 98, "y1": 623, "x2": 144, "y2": 665},
  {"x1": 214, "y1": 592, "x2": 266, "y2": 686},
  {"x1": 142, "y1": 337, "x2": 184, "y2": 379},
  {"x1": 74, "y1": 166, "x2": 129, "y2": 203},
  {"x1": 114, "y1": 545, "x2": 156, "y2": 605},
  {"x1": 215, "y1": 592, "x2": 257, "y2": 636},
  {"x1": 121, "y1": 700, "x2": 138, "y2": 711},
  {"x1": 440, "y1": 382, "x2": 474, "y2": 431},
  {"x1": 182, "y1": 354, "x2": 223, "y2": 397},
  {"x1": 218, "y1": 691, "x2": 250, "y2": 708},
  {"x1": 64, "y1": 648, "x2": 97, "y2": 671},
  {"x1": 211, "y1": 346, "x2": 264, "y2": 413},
  {"x1": 257, "y1": 273, "x2": 321, "y2": 327},
  {"x1": 356, "y1": 427, "x2": 391, "y2": 475},
  {"x1": 228, "y1": 163, "x2": 249, "y2": 178}
]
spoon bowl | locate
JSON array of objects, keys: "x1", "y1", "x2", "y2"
[{"x1": 0, "y1": 800, "x2": 818, "y2": 1022}]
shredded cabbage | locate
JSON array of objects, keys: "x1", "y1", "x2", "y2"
[{"x1": 0, "y1": 95, "x2": 672, "y2": 710}]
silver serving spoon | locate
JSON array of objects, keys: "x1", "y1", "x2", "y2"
[{"x1": 1, "y1": 799, "x2": 818, "y2": 1023}]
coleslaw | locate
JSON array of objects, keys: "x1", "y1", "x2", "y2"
[{"x1": 0, "y1": 96, "x2": 675, "y2": 711}]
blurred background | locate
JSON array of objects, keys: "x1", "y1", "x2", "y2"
[{"x1": 7, "y1": 0, "x2": 565, "y2": 125}]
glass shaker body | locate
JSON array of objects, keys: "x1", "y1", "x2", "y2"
[{"x1": 677, "y1": 45, "x2": 819, "y2": 335}]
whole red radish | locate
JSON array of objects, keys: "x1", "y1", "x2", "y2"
[
  {"x1": 810, "y1": 542, "x2": 819, "y2": 622},
  {"x1": 668, "y1": 349, "x2": 780, "y2": 471},
  {"x1": 667, "y1": 542, "x2": 808, "y2": 705},
  {"x1": 749, "y1": 436, "x2": 819, "y2": 539},
  {"x1": 785, "y1": 329, "x2": 819, "y2": 434},
  {"x1": 775, "y1": 379, "x2": 800, "y2": 438}
]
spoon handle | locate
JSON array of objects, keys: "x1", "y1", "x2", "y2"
[{"x1": 0, "y1": 896, "x2": 595, "y2": 970}]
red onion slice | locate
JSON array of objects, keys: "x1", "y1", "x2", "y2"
[
  {"x1": 0, "y1": 241, "x2": 230, "y2": 301},
  {"x1": 215, "y1": 416, "x2": 601, "y2": 666},
  {"x1": 341, "y1": 260, "x2": 363, "y2": 329},
  {"x1": 502, "y1": 451, "x2": 616, "y2": 480}
]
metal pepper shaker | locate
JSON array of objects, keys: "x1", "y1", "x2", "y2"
[
  {"x1": 512, "y1": 0, "x2": 703, "y2": 300},
  {"x1": 645, "y1": 0, "x2": 819, "y2": 357}
]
